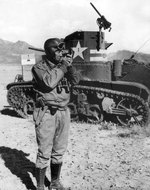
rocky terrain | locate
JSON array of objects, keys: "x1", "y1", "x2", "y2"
[{"x1": 1, "y1": 64, "x2": 150, "y2": 190}]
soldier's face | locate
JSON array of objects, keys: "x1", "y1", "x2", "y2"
[{"x1": 51, "y1": 47, "x2": 63, "y2": 62}]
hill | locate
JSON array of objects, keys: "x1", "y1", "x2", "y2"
[
  {"x1": 0, "y1": 38, "x2": 150, "y2": 64},
  {"x1": 108, "y1": 50, "x2": 150, "y2": 63},
  {"x1": 0, "y1": 39, "x2": 43, "y2": 64}
]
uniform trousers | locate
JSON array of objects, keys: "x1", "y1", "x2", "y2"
[{"x1": 34, "y1": 107, "x2": 70, "y2": 169}]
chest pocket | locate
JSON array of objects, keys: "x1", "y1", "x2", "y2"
[{"x1": 57, "y1": 77, "x2": 70, "y2": 94}]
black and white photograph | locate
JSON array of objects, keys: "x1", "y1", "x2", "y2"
[{"x1": 0, "y1": 0, "x2": 150, "y2": 189}]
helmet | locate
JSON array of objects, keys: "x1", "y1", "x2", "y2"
[{"x1": 44, "y1": 38, "x2": 64, "y2": 61}]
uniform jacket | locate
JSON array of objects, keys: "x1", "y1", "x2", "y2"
[{"x1": 31, "y1": 55, "x2": 80, "y2": 108}]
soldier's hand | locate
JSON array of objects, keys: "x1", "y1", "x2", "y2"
[
  {"x1": 66, "y1": 54, "x2": 73, "y2": 66},
  {"x1": 61, "y1": 56, "x2": 73, "y2": 67}
]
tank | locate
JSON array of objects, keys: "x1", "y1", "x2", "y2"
[
  {"x1": 6, "y1": 4, "x2": 150, "y2": 126},
  {"x1": 64, "y1": 31, "x2": 150, "y2": 126}
]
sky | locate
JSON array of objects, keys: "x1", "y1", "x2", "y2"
[{"x1": 0, "y1": 0, "x2": 150, "y2": 53}]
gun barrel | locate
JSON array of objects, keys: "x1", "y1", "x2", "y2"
[
  {"x1": 28, "y1": 47, "x2": 45, "y2": 52},
  {"x1": 90, "y1": 2, "x2": 102, "y2": 17}
]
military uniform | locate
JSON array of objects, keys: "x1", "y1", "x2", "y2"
[{"x1": 32, "y1": 55, "x2": 80, "y2": 169}]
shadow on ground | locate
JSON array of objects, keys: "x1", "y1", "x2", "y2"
[
  {"x1": 0, "y1": 107, "x2": 22, "y2": 118},
  {"x1": 0, "y1": 146, "x2": 50, "y2": 190}
]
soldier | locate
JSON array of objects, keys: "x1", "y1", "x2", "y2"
[{"x1": 31, "y1": 38, "x2": 80, "y2": 190}]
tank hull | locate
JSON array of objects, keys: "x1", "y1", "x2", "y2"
[{"x1": 6, "y1": 63, "x2": 150, "y2": 126}]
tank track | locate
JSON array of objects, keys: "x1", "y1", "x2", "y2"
[
  {"x1": 71, "y1": 84, "x2": 150, "y2": 126},
  {"x1": 7, "y1": 85, "x2": 35, "y2": 118},
  {"x1": 6, "y1": 83, "x2": 150, "y2": 126}
]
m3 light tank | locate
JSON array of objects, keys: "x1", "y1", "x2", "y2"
[{"x1": 6, "y1": 3, "x2": 150, "y2": 126}]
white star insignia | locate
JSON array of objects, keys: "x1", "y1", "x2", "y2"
[{"x1": 72, "y1": 41, "x2": 88, "y2": 60}]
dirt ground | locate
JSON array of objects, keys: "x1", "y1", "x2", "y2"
[{"x1": 1, "y1": 64, "x2": 150, "y2": 190}]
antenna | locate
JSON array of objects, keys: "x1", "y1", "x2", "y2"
[{"x1": 130, "y1": 38, "x2": 150, "y2": 59}]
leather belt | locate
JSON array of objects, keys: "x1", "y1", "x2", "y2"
[{"x1": 35, "y1": 97, "x2": 66, "y2": 114}]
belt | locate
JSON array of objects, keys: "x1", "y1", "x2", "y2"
[{"x1": 35, "y1": 97, "x2": 67, "y2": 112}]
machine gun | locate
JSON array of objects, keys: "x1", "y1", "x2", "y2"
[
  {"x1": 90, "y1": 2, "x2": 111, "y2": 31},
  {"x1": 90, "y1": 2, "x2": 112, "y2": 50}
]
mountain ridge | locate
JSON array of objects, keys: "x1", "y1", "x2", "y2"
[
  {"x1": 0, "y1": 38, "x2": 43, "y2": 64},
  {"x1": 0, "y1": 38, "x2": 150, "y2": 64}
]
